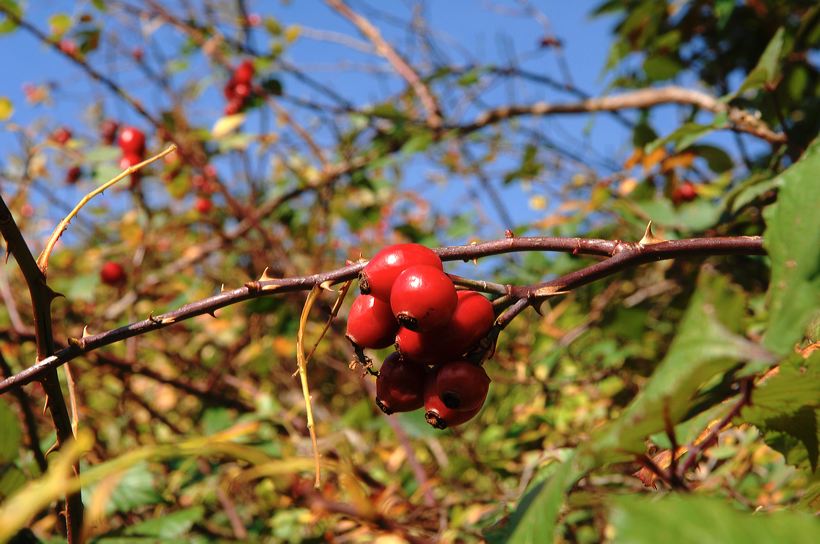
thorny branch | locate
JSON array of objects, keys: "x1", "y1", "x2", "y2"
[{"x1": 0, "y1": 234, "x2": 765, "y2": 395}]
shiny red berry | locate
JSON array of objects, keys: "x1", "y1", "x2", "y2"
[
  {"x1": 390, "y1": 265, "x2": 457, "y2": 332},
  {"x1": 424, "y1": 361, "x2": 490, "y2": 429},
  {"x1": 100, "y1": 119, "x2": 119, "y2": 145},
  {"x1": 359, "y1": 243, "x2": 442, "y2": 301},
  {"x1": 224, "y1": 97, "x2": 244, "y2": 116},
  {"x1": 396, "y1": 290, "x2": 495, "y2": 363},
  {"x1": 118, "y1": 126, "x2": 146, "y2": 155},
  {"x1": 120, "y1": 152, "x2": 143, "y2": 170},
  {"x1": 375, "y1": 352, "x2": 426, "y2": 414},
  {"x1": 234, "y1": 82, "x2": 252, "y2": 99},
  {"x1": 234, "y1": 60, "x2": 255, "y2": 84},
  {"x1": 100, "y1": 261, "x2": 126, "y2": 286},
  {"x1": 346, "y1": 295, "x2": 399, "y2": 349}
]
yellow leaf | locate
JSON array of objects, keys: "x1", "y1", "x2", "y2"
[
  {"x1": 641, "y1": 147, "x2": 666, "y2": 171},
  {"x1": 284, "y1": 25, "x2": 300, "y2": 43},
  {"x1": 0, "y1": 96, "x2": 13, "y2": 121},
  {"x1": 212, "y1": 113, "x2": 246, "y2": 138},
  {"x1": 529, "y1": 195, "x2": 548, "y2": 210}
]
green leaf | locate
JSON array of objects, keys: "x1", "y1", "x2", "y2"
[
  {"x1": 48, "y1": 13, "x2": 71, "y2": 37},
  {"x1": 733, "y1": 27, "x2": 788, "y2": 96},
  {"x1": 609, "y1": 494, "x2": 820, "y2": 543},
  {"x1": 0, "y1": 0, "x2": 21, "y2": 34},
  {"x1": 0, "y1": 465, "x2": 25, "y2": 500},
  {"x1": 762, "y1": 139, "x2": 820, "y2": 355},
  {"x1": 646, "y1": 122, "x2": 714, "y2": 154},
  {"x1": 123, "y1": 506, "x2": 205, "y2": 538},
  {"x1": 486, "y1": 453, "x2": 582, "y2": 544},
  {"x1": 643, "y1": 55, "x2": 683, "y2": 81},
  {"x1": 691, "y1": 144, "x2": 733, "y2": 173},
  {"x1": 586, "y1": 271, "x2": 773, "y2": 462},
  {"x1": 741, "y1": 352, "x2": 819, "y2": 473},
  {"x1": 106, "y1": 462, "x2": 163, "y2": 514},
  {"x1": 0, "y1": 399, "x2": 21, "y2": 463}
]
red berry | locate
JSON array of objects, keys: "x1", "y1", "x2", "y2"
[
  {"x1": 234, "y1": 60, "x2": 255, "y2": 84},
  {"x1": 224, "y1": 78, "x2": 238, "y2": 100},
  {"x1": 360, "y1": 243, "x2": 442, "y2": 301},
  {"x1": 120, "y1": 152, "x2": 143, "y2": 170},
  {"x1": 195, "y1": 197, "x2": 213, "y2": 214},
  {"x1": 131, "y1": 47, "x2": 144, "y2": 62},
  {"x1": 224, "y1": 97, "x2": 244, "y2": 115},
  {"x1": 390, "y1": 265, "x2": 457, "y2": 332},
  {"x1": 672, "y1": 181, "x2": 697, "y2": 204},
  {"x1": 424, "y1": 361, "x2": 490, "y2": 429},
  {"x1": 375, "y1": 352, "x2": 426, "y2": 414},
  {"x1": 59, "y1": 39, "x2": 78, "y2": 57},
  {"x1": 52, "y1": 127, "x2": 72, "y2": 145},
  {"x1": 100, "y1": 261, "x2": 126, "y2": 286},
  {"x1": 118, "y1": 126, "x2": 146, "y2": 154},
  {"x1": 346, "y1": 295, "x2": 399, "y2": 349},
  {"x1": 234, "y1": 82, "x2": 252, "y2": 99},
  {"x1": 65, "y1": 166, "x2": 81, "y2": 184},
  {"x1": 396, "y1": 290, "x2": 494, "y2": 363},
  {"x1": 100, "y1": 119, "x2": 119, "y2": 145}
]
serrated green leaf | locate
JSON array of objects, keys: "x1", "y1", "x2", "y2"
[
  {"x1": 610, "y1": 494, "x2": 820, "y2": 543},
  {"x1": 0, "y1": 399, "x2": 21, "y2": 463},
  {"x1": 586, "y1": 271, "x2": 773, "y2": 462},
  {"x1": 762, "y1": 139, "x2": 820, "y2": 355},
  {"x1": 123, "y1": 506, "x2": 205, "y2": 538},
  {"x1": 106, "y1": 462, "x2": 162, "y2": 514}
]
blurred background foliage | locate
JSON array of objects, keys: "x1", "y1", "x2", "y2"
[{"x1": 0, "y1": 0, "x2": 818, "y2": 542}]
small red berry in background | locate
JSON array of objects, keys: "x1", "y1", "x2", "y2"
[
  {"x1": 100, "y1": 261, "x2": 127, "y2": 287},
  {"x1": 375, "y1": 352, "x2": 426, "y2": 414},
  {"x1": 100, "y1": 119, "x2": 119, "y2": 145},
  {"x1": 424, "y1": 361, "x2": 490, "y2": 429},
  {"x1": 359, "y1": 243, "x2": 443, "y2": 301},
  {"x1": 65, "y1": 166, "x2": 82, "y2": 185},
  {"x1": 390, "y1": 264, "x2": 457, "y2": 332},
  {"x1": 672, "y1": 181, "x2": 697, "y2": 204},
  {"x1": 246, "y1": 13, "x2": 262, "y2": 27},
  {"x1": 346, "y1": 295, "x2": 399, "y2": 349},
  {"x1": 118, "y1": 126, "x2": 146, "y2": 155},
  {"x1": 234, "y1": 60, "x2": 255, "y2": 84},
  {"x1": 194, "y1": 197, "x2": 213, "y2": 215},
  {"x1": 51, "y1": 127, "x2": 72, "y2": 145},
  {"x1": 59, "y1": 39, "x2": 78, "y2": 57},
  {"x1": 131, "y1": 47, "x2": 144, "y2": 62}
]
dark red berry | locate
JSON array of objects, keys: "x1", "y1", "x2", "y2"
[
  {"x1": 672, "y1": 181, "x2": 697, "y2": 204},
  {"x1": 234, "y1": 82, "x2": 252, "y2": 99},
  {"x1": 359, "y1": 243, "x2": 442, "y2": 301},
  {"x1": 346, "y1": 295, "x2": 399, "y2": 349},
  {"x1": 118, "y1": 126, "x2": 146, "y2": 155},
  {"x1": 100, "y1": 119, "x2": 119, "y2": 145},
  {"x1": 100, "y1": 261, "x2": 126, "y2": 286},
  {"x1": 65, "y1": 166, "x2": 81, "y2": 185},
  {"x1": 234, "y1": 60, "x2": 255, "y2": 84},
  {"x1": 224, "y1": 78, "x2": 238, "y2": 100},
  {"x1": 120, "y1": 152, "x2": 143, "y2": 170},
  {"x1": 224, "y1": 97, "x2": 244, "y2": 116},
  {"x1": 424, "y1": 361, "x2": 490, "y2": 429},
  {"x1": 59, "y1": 39, "x2": 78, "y2": 57},
  {"x1": 390, "y1": 265, "x2": 457, "y2": 332},
  {"x1": 52, "y1": 127, "x2": 72, "y2": 145},
  {"x1": 375, "y1": 352, "x2": 426, "y2": 414}
]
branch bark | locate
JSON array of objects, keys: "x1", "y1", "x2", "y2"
[{"x1": 0, "y1": 234, "x2": 764, "y2": 395}]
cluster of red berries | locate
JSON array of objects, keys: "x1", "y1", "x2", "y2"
[
  {"x1": 117, "y1": 126, "x2": 147, "y2": 186},
  {"x1": 346, "y1": 244, "x2": 496, "y2": 429},
  {"x1": 224, "y1": 60, "x2": 255, "y2": 115}
]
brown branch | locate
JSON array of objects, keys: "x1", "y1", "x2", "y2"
[
  {"x1": 461, "y1": 86, "x2": 786, "y2": 144},
  {"x1": 326, "y1": 0, "x2": 443, "y2": 128},
  {"x1": 0, "y1": 234, "x2": 764, "y2": 394},
  {"x1": 0, "y1": 196, "x2": 84, "y2": 541}
]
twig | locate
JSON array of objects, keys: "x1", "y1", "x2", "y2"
[
  {"x1": 462, "y1": 86, "x2": 786, "y2": 144},
  {"x1": 0, "y1": 195, "x2": 83, "y2": 542},
  {"x1": 326, "y1": 0, "x2": 443, "y2": 128},
  {"x1": 0, "y1": 235, "x2": 765, "y2": 394},
  {"x1": 37, "y1": 145, "x2": 177, "y2": 274}
]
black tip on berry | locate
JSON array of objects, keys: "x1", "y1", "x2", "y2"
[
  {"x1": 441, "y1": 390, "x2": 461, "y2": 410},
  {"x1": 358, "y1": 271, "x2": 371, "y2": 294},
  {"x1": 376, "y1": 398, "x2": 393, "y2": 415},
  {"x1": 396, "y1": 312, "x2": 419, "y2": 331},
  {"x1": 425, "y1": 410, "x2": 447, "y2": 429}
]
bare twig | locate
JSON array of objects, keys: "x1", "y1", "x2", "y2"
[{"x1": 326, "y1": 0, "x2": 443, "y2": 128}]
